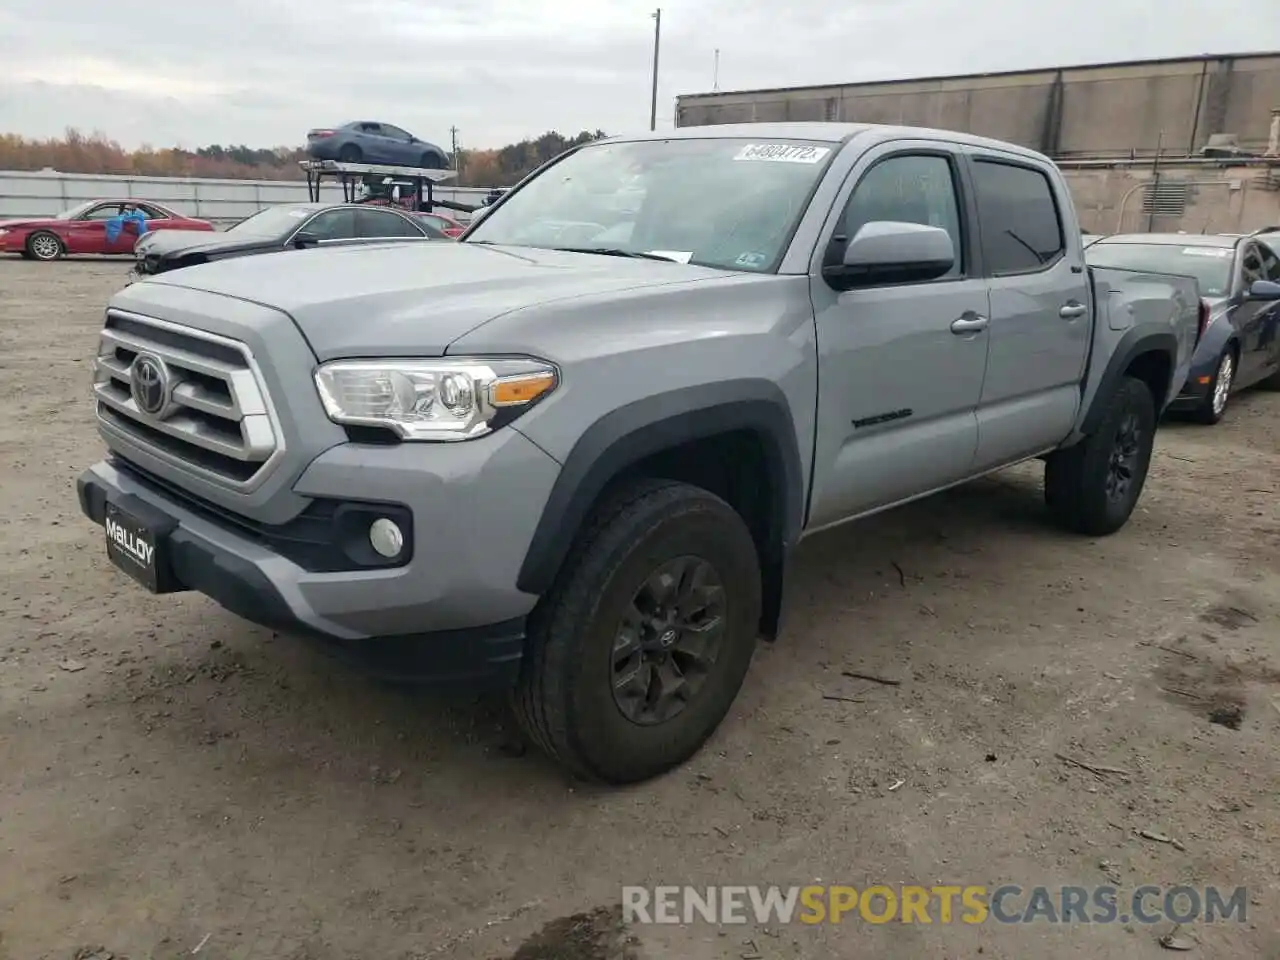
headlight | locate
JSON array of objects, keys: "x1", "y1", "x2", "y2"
[{"x1": 314, "y1": 357, "x2": 558, "y2": 441}]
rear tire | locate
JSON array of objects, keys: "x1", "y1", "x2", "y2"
[
  {"x1": 1044, "y1": 375, "x2": 1156, "y2": 536},
  {"x1": 338, "y1": 143, "x2": 362, "y2": 163},
  {"x1": 512, "y1": 479, "x2": 762, "y2": 784},
  {"x1": 26, "y1": 231, "x2": 64, "y2": 261},
  {"x1": 1192, "y1": 348, "x2": 1234, "y2": 424},
  {"x1": 420, "y1": 151, "x2": 447, "y2": 170}
]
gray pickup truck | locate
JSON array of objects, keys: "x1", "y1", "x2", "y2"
[{"x1": 78, "y1": 123, "x2": 1200, "y2": 784}]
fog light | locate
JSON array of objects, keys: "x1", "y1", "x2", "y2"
[{"x1": 368, "y1": 517, "x2": 404, "y2": 558}]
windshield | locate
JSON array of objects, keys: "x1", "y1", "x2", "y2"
[
  {"x1": 465, "y1": 137, "x2": 838, "y2": 271},
  {"x1": 227, "y1": 205, "x2": 316, "y2": 237},
  {"x1": 1086, "y1": 241, "x2": 1235, "y2": 297},
  {"x1": 55, "y1": 201, "x2": 97, "y2": 220}
]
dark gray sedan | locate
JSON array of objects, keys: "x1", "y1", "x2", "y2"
[
  {"x1": 1086, "y1": 232, "x2": 1280, "y2": 423},
  {"x1": 131, "y1": 202, "x2": 445, "y2": 279}
]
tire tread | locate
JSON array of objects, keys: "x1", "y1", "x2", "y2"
[{"x1": 512, "y1": 478, "x2": 759, "y2": 783}]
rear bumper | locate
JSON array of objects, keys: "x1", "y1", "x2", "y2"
[{"x1": 306, "y1": 140, "x2": 343, "y2": 161}]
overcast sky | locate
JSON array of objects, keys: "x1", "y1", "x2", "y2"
[{"x1": 1, "y1": 0, "x2": 1278, "y2": 151}]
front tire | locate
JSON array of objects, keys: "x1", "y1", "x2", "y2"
[
  {"x1": 26, "y1": 231, "x2": 64, "y2": 261},
  {"x1": 1192, "y1": 349, "x2": 1235, "y2": 424},
  {"x1": 513, "y1": 479, "x2": 762, "y2": 784},
  {"x1": 1044, "y1": 375, "x2": 1156, "y2": 536},
  {"x1": 420, "y1": 151, "x2": 447, "y2": 170}
]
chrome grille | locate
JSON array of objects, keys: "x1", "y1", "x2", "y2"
[{"x1": 92, "y1": 310, "x2": 280, "y2": 486}]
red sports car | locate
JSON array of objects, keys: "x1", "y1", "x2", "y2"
[
  {"x1": 412, "y1": 211, "x2": 465, "y2": 238},
  {"x1": 0, "y1": 199, "x2": 215, "y2": 261}
]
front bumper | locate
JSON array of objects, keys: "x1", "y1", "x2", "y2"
[{"x1": 77, "y1": 429, "x2": 561, "y2": 685}]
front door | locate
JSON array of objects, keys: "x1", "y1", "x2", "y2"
[
  {"x1": 1232, "y1": 240, "x2": 1280, "y2": 385},
  {"x1": 807, "y1": 145, "x2": 990, "y2": 529},
  {"x1": 964, "y1": 151, "x2": 1092, "y2": 470},
  {"x1": 65, "y1": 202, "x2": 121, "y2": 254}
]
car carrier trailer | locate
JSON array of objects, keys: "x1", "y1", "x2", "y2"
[{"x1": 299, "y1": 159, "x2": 482, "y2": 216}]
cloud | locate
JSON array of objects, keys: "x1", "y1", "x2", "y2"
[{"x1": 0, "y1": 0, "x2": 1277, "y2": 150}]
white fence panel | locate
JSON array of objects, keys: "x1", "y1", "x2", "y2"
[{"x1": 0, "y1": 169, "x2": 495, "y2": 226}]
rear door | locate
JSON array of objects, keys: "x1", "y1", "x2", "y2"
[
  {"x1": 962, "y1": 151, "x2": 1092, "y2": 470},
  {"x1": 354, "y1": 207, "x2": 428, "y2": 242},
  {"x1": 356, "y1": 122, "x2": 394, "y2": 162},
  {"x1": 380, "y1": 124, "x2": 416, "y2": 164},
  {"x1": 807, "y1": 142, "x2": 991, "y2": 528}
]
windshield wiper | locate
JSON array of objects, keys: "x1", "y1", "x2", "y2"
[
  {"x1": 552, "y1": 246, "x2": 681, "y2": 262},
  {"x1": 1003, "y1": 229, "x2": 1047, "y2": 264}
]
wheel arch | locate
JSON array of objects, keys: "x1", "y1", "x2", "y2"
[
  {"x1": 1080, "y1": 328, "x2": 1178, "y2": 435},
  {"x1": 516, "y1": 381, "x2": 806, "y2": 639}
]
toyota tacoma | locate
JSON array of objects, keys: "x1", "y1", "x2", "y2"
[{"x1": 79, "y1": 123, "x2": 1201, "y2": 783}]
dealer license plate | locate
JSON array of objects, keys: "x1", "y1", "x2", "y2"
[{"x1": 104, "y1": 501, "x2": 162, "y2": 592}]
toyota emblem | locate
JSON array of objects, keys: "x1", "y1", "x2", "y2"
[{"x1": 130, "y1": 354, "x2": 169, "y2": 416}]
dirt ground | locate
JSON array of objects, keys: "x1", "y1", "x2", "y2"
[{"x1": 1, "y1": 258, "x2": 1278, "y2": 960}]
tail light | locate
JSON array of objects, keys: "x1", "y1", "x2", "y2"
[
  {"x1": 308, "y1": 129, "x2": 336, "y2": 139},
  {"x1": 1197, "y1": 298, "x2": 1210, "y2": 342}
]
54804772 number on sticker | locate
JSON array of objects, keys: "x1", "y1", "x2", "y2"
[{"x1": 733, "y1": 143, "x2": 832, "y2": 164}]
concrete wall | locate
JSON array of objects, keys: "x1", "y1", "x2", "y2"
[
  {"x1": 1062, "y1": 161, "x2": 1280, "y2": 236},
  {"x1": 0, "y1": 169, "x2": 495, "y2": 225},
  {"x1": 675, "y1": 52, "x2": 1280, "y2": 159}
]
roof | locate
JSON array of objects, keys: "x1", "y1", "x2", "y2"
[
  {"x1": 606, "y1": 122, "x2": 868, "y2": 144},
  {"x1": 603, "y1": 122, "x2": 1052, "y2": 161},
  {"x1": 675, "y1": 50, "x2": 1280, "y2": 101},
  {"x1": 1093, "y1": 233, "x2": 1239, "y2": 248}
]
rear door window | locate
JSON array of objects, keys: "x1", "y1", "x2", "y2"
[
  {"x1": 971, "y1": 160, "x2": 1065, "y2": 275},
  {"x1": 356, "y1": 208, "x2": 425, "y2": 238}
]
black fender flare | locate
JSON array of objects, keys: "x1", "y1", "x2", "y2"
[
  {"x1": 1080, "y1": 326, "x2": 1179, "y2": 435},
  {"x1": 515, "y1": 380, "x2": 806, "y2": 608}
]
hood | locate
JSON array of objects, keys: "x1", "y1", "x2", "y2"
[
  {"x1": 138, "y1": 229, "x2": 263, "y2": 259},
  {"x1": 143, "y1": 241, "x2": 728, "y2": 358},
  {"x1": 0, "y1": 217, "x2": 54, "y2": 230}
]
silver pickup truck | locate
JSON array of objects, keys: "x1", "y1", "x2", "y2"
[{"x1": 78, "y1": 123, "x2": 1200, "y2": 783}]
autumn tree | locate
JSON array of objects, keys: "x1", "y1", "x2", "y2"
[{"x1": 0, "y1": 127, "x2": 609, "y2": 186}]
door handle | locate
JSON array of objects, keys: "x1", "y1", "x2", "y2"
[
  {"x1": 950, "y1": 313, "x2": 989, "y2": 334},
  {"x1": 1059, "y1": 301, "x2": 1088, "y2": 319}
]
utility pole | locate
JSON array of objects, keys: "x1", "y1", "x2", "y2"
[
  {"x1": 713, "y1": 48, "x2": 720, "y2": 91},
  {"x1": 649, "y1": 9, "x2": 661, "y2": 131},
  {"x1": 449, "y1": 125, "x2": 459, "y2": 169}
]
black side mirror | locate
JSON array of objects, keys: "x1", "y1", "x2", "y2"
[
  {"x1": 823, "y1": 221, "x2": 956, "y2": 291},
  {"x1": 292, "y1": 232, "x2": 319, "y2": 248},
  {"x1": 1246, "y1": 279, "x2": 1280, "y2": 301}
]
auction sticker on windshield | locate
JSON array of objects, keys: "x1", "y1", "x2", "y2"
[
  {"x1": 734, "y1": 144, "x2": 832, "y2": 163},
  {"x1": 1181, "y1": 247, "x2": 1233, "y2": 257}
]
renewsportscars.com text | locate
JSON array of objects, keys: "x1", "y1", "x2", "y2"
[{"x1": 622, "y1": 884, "x2": 1248, "y2": 926}]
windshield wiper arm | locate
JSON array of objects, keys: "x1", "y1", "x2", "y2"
[
  {"x1": 1003, "y1": 229, "x2": 1047, "y2": 264},
  {"x1": 552, "y1": 246, "x2": 681, "y2": 262}
]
